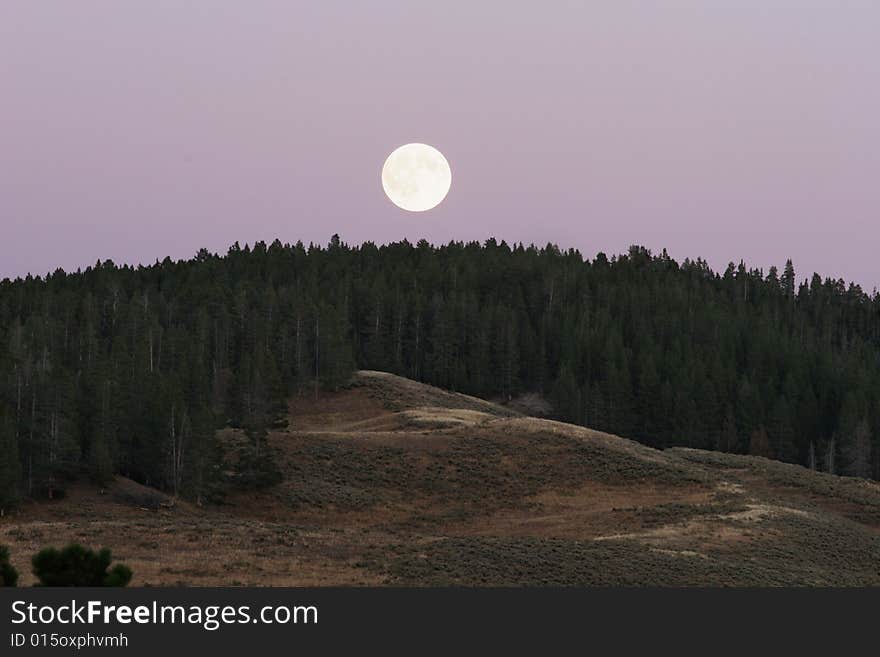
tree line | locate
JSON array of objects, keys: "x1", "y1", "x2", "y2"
[{"x1": 1, "y1": 236, "x2": 879, "y2": 510}]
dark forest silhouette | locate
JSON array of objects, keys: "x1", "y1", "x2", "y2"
[{"x1": 1, "y1": 236, "x2": 878, "y2": 509}]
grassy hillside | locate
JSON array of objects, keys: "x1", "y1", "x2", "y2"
[{"x1": 2, "y1": 371, "x2": 878, "y2": 586}]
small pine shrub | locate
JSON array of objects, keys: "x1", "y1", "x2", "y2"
[
  {"x1": 0, "y1": 545, "x2": 18, "y2": 587},
  {"x1": 32, "y1": 544, "x2": 132, "y2": 587}
]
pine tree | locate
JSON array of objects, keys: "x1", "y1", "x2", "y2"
[
  {"x1": 843, "y1": 419, "x2": 872, "y2": 478},
  {"x1": 719, "y1": 408, "x2": 738, "y2": 453},
  {"x1": 781, "y1": 259, "x2": 796, "y2": 300},
  {"x1": 825, "y1": 437, "x2": 837, "y2": 475},
  {"x1": 0, "y1": 415, "x2": 22, "y2": 516},
  {"x1": 749, "y1": 426, "x2": 773, "y2": 458},
  {"x1": 31, "y1": 544, "x2": 132, "y2": 587},
  {"x1": 550, "y1": 366, "x2": 580, "y2": 423},
  {"x1": 89, "y1": 380, "x2": 115, "y2": 486},
  {"x1": 0, "y1": 545, "x2": 18, "y2": 587},
  {"x1": 769, "y1": 397, "x2": 796, "y2": 462}
]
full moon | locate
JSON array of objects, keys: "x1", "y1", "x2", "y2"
[{"x1": 381, "y1": 143, "x2": 451, "y2": 212}]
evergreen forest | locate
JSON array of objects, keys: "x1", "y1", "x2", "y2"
[{"x1": 2, "y1": 236, "x2": 879, "y2": 509}]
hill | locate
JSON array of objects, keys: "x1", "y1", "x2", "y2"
[
  {"x1": 2, "y1": 371, "x2": 878, "y2": 586},
  {"x1": 2, "y1": 238, "x2": 880, "y2": 514}
]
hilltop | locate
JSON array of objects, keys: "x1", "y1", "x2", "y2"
[{"x1": 2, "y1": 371, "x2": 878, "y2": 586}]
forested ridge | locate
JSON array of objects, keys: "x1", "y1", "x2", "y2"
[{"x1": 2, "y1": 236, "x2": 879, "y2": 510}]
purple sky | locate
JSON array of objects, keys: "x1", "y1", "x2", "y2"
[{"x1": 2, "y1": 2, "x2": 879, "y2": 288}]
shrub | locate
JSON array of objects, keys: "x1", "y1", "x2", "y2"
[
  {"x1": 0, "y1": 545, "x2": 18, "y2": 587},
  {"x1": 32, "y1": 544, "x2": 132, "y2": 587},
  {"x1": 232, "y1": 447, "x2": 283, "y2": 490}
]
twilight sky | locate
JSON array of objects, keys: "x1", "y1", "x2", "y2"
[{"x1": 2, "y1": 2, "x2": 878, "y2": 288}]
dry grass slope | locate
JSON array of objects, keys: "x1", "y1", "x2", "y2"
[{"x1": 2, "y1": 371, "x2": 879, "y2": 586}]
